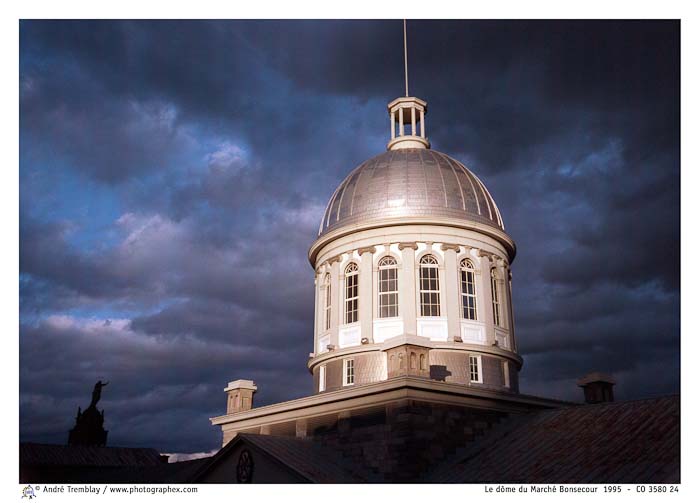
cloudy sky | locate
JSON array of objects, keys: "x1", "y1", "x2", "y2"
[{"x1": 19, "y1": 20, "x2": 679, "y2": 454}]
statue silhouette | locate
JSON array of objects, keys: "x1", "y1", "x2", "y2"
[
  {"x1": 90, "y1": 380, "x2": 109, "y2": 408},
  {"x1": 69, "y1": 381, "x2": 109, "y2": 446}
]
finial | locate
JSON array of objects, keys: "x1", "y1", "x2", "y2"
[
  {"x1": 387, "y1": 20, "x2": 429, "y2": 151},
  {"x1": 404, "y1": 19, "x2": 409, "y2": 97}
]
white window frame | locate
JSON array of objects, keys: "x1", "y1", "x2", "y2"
[
  {"x1": 319, "y1": 364, "x2": 327, "y2": 392},
  {"x1": 343, "y1": 358, "x2": 355, "y2": 386},
  {"x1": 469, "y1": 355, "x2": 483, "y2": 384},
  {"x1": 344, "y1": 263, "x2": 359, "y2": 324},
  {"x1": 323, "y1": 273, "x2": 332, "y2": 331},
  {"x1": 491, "y1": 268, "x2": 502, "y2": 327},
  {"x1": 378, "y1": 256, "x2": 399, "y2": 318},
  {"x1": 419, "y1": 255, "x2": 441, "y2": 317},
  {"x1": 460, "y1": 259, "x2": 478, "y2": 321}
]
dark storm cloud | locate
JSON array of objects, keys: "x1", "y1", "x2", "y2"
[
  {"x1": 20, "y1": 20, "x2": 679, "y2": 452},
  {"x1": 20, "y1": 315, "x2": 310, "y2": 451}
]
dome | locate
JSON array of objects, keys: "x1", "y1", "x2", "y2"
[{"x1": 318, "y1": 149, "x2": 504, "y2": 237}]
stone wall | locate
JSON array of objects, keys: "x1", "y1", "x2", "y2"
[
  {"x1": 310, "y1": 400, "x2": 508, "y2": 482},
  {"x1": 314, "y1": 352, "x2": 386, "y2": 393},
  {"x1": 314, "y1": 348, "x2": 518, "y2": 394},
  {"x1": 429, "y1": 350, "x2": 519, "y2": 392}
]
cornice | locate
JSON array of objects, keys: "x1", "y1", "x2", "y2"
[
  {"x1": 210, "y1": 376, "x2": 572, "y2": 428},
  {"x1": 309, "y1": 217, "x2": 516, "y2": 266}
]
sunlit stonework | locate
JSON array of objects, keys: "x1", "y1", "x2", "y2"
[
  {"x1": 308, "y1": 95, "x2": 519, "y2": 394},
  {"x1": 204, "y1": 84, "x2": 676, "y2": 484}
]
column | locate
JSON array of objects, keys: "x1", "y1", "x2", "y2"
[
  {"x1": 329, "y1": 256, "x2": 341, "y2": 349},
  {"x1": 391, "y1": 111, "x2": 396, "y2": 139},
  {"x1": 478, "y1": 252, "x2": 495, "y2": 344},
  {"x1": 398, "y1": 242, "x2": 418, "y2": 336},
  {"x1": 420, "y1": 109, "x2": 425, "y2": 138},
  {"x1": 495, "y1": 260, "x2": 508, "y2": 330},
  {"x1": 313, "y1": 270, "x2": 321, "y2": 353},
  {"x1": 399, "y1": 107, "x2": 404, "y2": 136},
  {"x1": 411, "y1": 107, "x2": 416, "y2": 136},
  {"x1": 441, "y1": 244, "x2": 460, "y2": 341},
  {"x1": 506, "y1": 266, "x2": 517, "y2": 352},
  {"x1": 359, "y1": 247, "x2": 375, "y2": 342}
]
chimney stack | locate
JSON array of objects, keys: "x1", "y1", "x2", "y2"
[
  {"x1": 225, "y1": 380, "x2": 257, "y2": 414},
  {"x1": 577, "y1": 372, "x2": 615, "y2": 404}
]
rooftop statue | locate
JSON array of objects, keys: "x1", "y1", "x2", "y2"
[
  {"x1": 90, "y1": 380, "x2": 109, "y2": 408},
  {"x1": 68, "y1": 380, "x2": 109, "y2": 446}
]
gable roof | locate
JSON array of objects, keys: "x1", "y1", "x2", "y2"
[
  {"x1": 191, "y1": 434, "x2": 366, "y2": 483},
  {"x1": 429, "y1": 395, "x2": 680, "y2": 484}
]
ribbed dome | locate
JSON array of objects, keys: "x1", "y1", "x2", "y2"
[{"x1": 318, "y1": 149, "x2": 504, "y2": 236}]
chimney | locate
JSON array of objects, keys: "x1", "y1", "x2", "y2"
[
  {"x1": 225, "y1": 379, "x2": 257, "y2": 414},
  {"x1": 577, "y1": 372, "x2": 615, "y2": 404}
]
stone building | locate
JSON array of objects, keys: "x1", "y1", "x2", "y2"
[
  {"x1": 308, "y1": 96, "x2": 518, "y2": 396},
  {"x1": 196, "y1": 93, "x2": 680, "y2": 484}
]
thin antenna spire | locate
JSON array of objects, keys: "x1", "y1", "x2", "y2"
[{"x1": 403, "y1": 19, "x2": 409, "y2": 97}]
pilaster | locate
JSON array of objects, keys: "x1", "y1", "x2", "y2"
[
  {"x1": 399, "y1": 243, "x2": 418, "y2": 336},
  {"x1": 329, "y1": 257, "x2": 341, "y2": 348},
  {"x1": 313, "y1": 270, "x2": 322, "y2": 353},
  {"x1": 442, "y1": 244, "x2": 460, "y2": 341},
  {"x1": 505, "y1": 266, "x2": 516, "y2": 351},
  {"x1": 478, "y1": 252, "x2": 495, "y2": 344},
  {"x1": 359, "y1": 247, "x2": 375, "y2": 342}
]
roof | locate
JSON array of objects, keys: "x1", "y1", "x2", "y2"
[
  {"x1": 429, "y1": 395, "x2": 680, "y2": 484},
  {"x1": 577, "y1": 372, "x2": 616, "y2": 386},
  {"x1": 318, "y1": 149, "x2": 504, "y2": 237},
  {"x1": 88, "y1": 457, "x2": 210, "y2": 483},
  {"x1": 19, "y1": 443, "x2": 211, "y2": 483},
  {"x1": 191, "y1": 433, "x2": 367, "y2": 483},
  {"x1": 20, "y1": 442, "x2": 164, "y2": 467}
]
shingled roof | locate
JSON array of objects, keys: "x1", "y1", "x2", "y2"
[
  {"x1": 429, "y1": 395, "x2": 680, "y2": 484},
  {"x1": 19, "y1": 443, "x2": 212, "y2": 483},
  {"x1": 20, "y1": 443, "x2": 164, "y2": 467}
]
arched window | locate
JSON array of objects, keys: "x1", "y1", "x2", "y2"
[
  {"x1": 323, "y1": 273, "x2": 332, "y2": 331},
  {"x1": 419, "y1": 354, "x2": 426, "y2": 370},
  {"x1": 378, "y1": 256, "x2": 399, "y2": 318},
  {"x1": 491, "y1": 268, "x2": 501, "y2": 327},
  {"x1": 399, "y1": 353, "x2": 405, "y2": 369},
  {"x1": 410, "y1": 352, "x2": 417, "y2": 369},
  {"x1": 419, "y1": 255, "x2": 441, "y2": 316},
  {"x1": 344, "y1": 263, "x2": 359, "y2": 324},
  {"x1": 460, "y1": 259, "x2": 478, "y2": 320}
]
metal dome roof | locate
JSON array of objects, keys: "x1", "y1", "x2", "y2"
[{"x1": 318, "y1": 149, "x2": 504, "y2": 237}]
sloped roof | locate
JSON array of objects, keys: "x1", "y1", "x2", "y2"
[
  {"x1": 20, "y1": 443, "x2": 164, "y2": 467},
  {"x1": 191, "y1": 433, "x2": 366, "y2": 483},
  {"x1": 429, "y1": 395, "x2": 680, "y2": 484},
  {"x1": 82, "y1": 457, "x2": 211, "y2": 483}
]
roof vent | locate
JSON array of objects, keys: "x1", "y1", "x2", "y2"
[{"x1": 577, "y1": 372, "x2": 615, "y2": 404}]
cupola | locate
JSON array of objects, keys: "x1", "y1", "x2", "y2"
[{"x1": 387, "y1": 96, "x2": 430, "y2": 150}]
